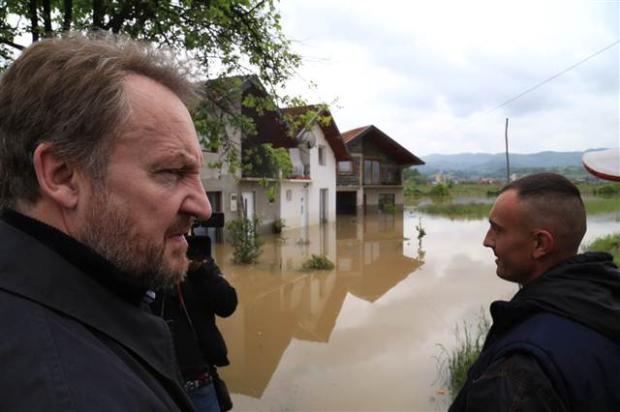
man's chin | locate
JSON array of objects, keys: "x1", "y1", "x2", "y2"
[{"x1": 163, "y1": 254, "x2": 189, "y2": 282}]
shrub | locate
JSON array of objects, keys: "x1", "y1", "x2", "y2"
[
  {"x1": 272, "y1": 218, "x2": 286, "y2": 234},
  {"x1": 301, "y1": 254, "x2": 335, "y2": 271},
  {"x1": 227, "y1": 217, "x2": 263, "y2": 264}
]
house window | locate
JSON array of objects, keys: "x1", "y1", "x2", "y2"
[
  {"x1": 286, "y1": 189, "x2": 292, "y2": 201},
  {"x1": 338, "y1": 161, "x2": 352, "y2": 174},
  {"x1": 364, "y1": 160, "x2": 381, "y2": 184},
  {"x1": 318, "y1": 145, "x2": 326, "y2": 165},
  {"x1": 378, "y1": 193, "x2": 395, "y2": 211}
]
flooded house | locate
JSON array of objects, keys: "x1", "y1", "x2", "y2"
[
  {"x1": 336, "y1": 125, "x2": 425, "y2": 214},
  {"x1": 199, "y1": 76, "x2": 349, "y2": 240},
  {"x1": 279, "y1": 105, "x2": 350, "y2": 229}
]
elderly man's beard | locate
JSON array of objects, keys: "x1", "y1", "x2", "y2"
[{"x1": 77, "y1": 192, "x2": 190, "y2": 291}]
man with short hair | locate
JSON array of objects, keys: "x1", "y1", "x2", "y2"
[
  {"x1": 450, "y1": 173, "x2": 620, "y2": 411},
  {"x1": 0, "y1": 33, "x2": 211, "y2": 411}
]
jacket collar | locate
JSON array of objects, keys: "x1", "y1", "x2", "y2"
[{"x1": 0, "y1": 220, "x2": 187, "y2": 404}]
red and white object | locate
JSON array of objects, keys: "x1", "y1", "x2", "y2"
[{"x1": 582, "y1": 148, "x2": 620, "y2": 182}]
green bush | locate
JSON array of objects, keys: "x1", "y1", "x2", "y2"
[
  {"x1": 227, "y1": 217, "x2": 263, "y2": 264},
  {"x1": 301, "y1": 254, "x2": 335, "y2": 271},
  {"x1": 272, "y1": 218, "x2": 286, "y2": 234}
]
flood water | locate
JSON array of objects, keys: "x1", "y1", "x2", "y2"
[{"x1": 211, "y1": 205, "x2": 620, "y2": 412}]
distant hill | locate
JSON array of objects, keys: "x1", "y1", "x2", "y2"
[{"x1": 415, "y1": 149, "x2": 609, "y2": 180}]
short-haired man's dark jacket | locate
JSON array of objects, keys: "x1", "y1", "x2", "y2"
[
  {"x1": 450, "y1": 252, "x2": 620, "y2": 412},
  {"x1": 0, "y1": 210, "x2": 194, "y2": 411}
]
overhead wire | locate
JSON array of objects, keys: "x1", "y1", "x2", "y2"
[
  {"x1": 485, "y1": 39, "x2": 620, "y2": 114},
  {"x1": 437, "y1": 39, "x2": 620, "y2": 141}
]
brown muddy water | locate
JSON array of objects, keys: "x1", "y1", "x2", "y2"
[{"x1": 210, "y1": 207, "x2": 620, "y2": 412}]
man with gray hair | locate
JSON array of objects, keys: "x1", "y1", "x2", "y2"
[
  {"x1": 450, "y1": 173, "x2": 620, "y2": 411},
  {"x1": 0, "y1": 33, "x2": 211, "y2": 411}
]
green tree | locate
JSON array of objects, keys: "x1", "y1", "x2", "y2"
[
  {"x1": 1, "y1": 0, "x2": 300, "y2": 87},
  {"x1": 1, "y1": 1, "x2": 328, "y2": 184}
]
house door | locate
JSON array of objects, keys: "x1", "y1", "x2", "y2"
[
  {"x1": 241, "y1": 191, "x2": 255, "y2": 219},
  {"x1": 319, "y1": 188, "x2": 328, "y2": 223}
]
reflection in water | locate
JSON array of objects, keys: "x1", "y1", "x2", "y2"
[
  {"x1": 214, "y1": 212, "x2": 423, "y2": 400},
  {"x1": 213, "y1": 208, "x2": 619, "y2": 411}
]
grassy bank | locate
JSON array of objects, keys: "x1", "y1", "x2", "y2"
[
  {"x1": 417, "y1": 202, "x2": 492, "y2": 220},
  {"x1": 584, "y1": 197, "x2": 620, "y2": 215},
  {"x1": 584, "y1": 233, "x2": 620, "y2": 265},
  {"x1": 405, "y1": 183, "x2": 500, "y2": 202}
]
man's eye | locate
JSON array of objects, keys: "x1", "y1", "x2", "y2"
[{"x1": 156, "y1": 169, "x2": 184, "y2": 182}]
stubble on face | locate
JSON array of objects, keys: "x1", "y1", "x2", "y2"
[{"x1": 78, "y1": 190, "x2": 191, "y2": 291}]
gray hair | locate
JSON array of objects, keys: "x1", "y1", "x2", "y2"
[{"x1": 0, "y1": 32, "x2": 199, "y2": 208}]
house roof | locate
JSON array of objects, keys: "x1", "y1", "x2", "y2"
[
  {"x1": 281, "y1": 105, "x2": 350, "y2": 161},
  {"x1": 205, "y1": 76, "x2": 296, "y2": 149},
  {"x1": 341, "y1": 125, "x2": 425, "y2": 166}
]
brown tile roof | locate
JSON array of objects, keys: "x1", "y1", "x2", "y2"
[
  {"x1": 281, "y1": 105, "x2": 350, "y2": 161},
  {"x1": 340, "y1": 125, "x2": 425, "y2": 166}
]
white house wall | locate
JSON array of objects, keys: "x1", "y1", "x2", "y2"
[{"x1": 307, "y1": 124, "x2": 337, "y2": 224}]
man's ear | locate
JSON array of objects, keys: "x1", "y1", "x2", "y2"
[
  {"x1": 32, "y1": 142, "x2": 82, "y2": 209},
  {"x1": 532, "y1": 229, "x2": 555, "y2": 259}
]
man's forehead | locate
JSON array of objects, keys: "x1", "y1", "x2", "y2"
[
  {"x1": 115, "y1": 123, "x2": 203, "y2": 165},
  {"x1": 147, "y1": 136, "x2": 203, "y2": 164},
  {"x1": 490, "y1": 190, "x2": 522, "y2": 221}
]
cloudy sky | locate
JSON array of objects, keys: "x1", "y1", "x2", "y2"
[{"x1": 279, "y1": 0, "x2": 619, "y2": 156}]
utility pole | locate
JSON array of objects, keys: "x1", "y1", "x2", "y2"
[{"x1": 504, "y1": 118, "x2": 510, "y2": 183}]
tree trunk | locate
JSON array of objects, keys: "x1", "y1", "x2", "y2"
[
  {"x1": 43, "y1": 0, "x2": 52, "y2": 34},
  {"x1": 63, "y1": 0, "x2": 73, "y2": 31},
  {"x1": 92, "y1": 0, "x2": 104, "y2": 29},
  {"x1": 29, "y1": 0, "x2": 39, "y2": 42}
]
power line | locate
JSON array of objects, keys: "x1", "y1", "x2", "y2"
[{"x1": 486, "y1": 39, "x2": 620, "y2": 114}]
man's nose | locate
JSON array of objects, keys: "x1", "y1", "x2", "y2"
[
  {"x1": 183, "y1": 177, "x2": 212, "y2": 221},
  {"x1": 483, "y1": 230, "x2": 494, "y2": 248}
]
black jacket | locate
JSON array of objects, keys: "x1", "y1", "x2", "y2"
[
  {"x1": 153, "y1": 259, "x2": 237, "y2": 380},
  {"x1": 0, "y1": 215, "x2": 194, "y2": 412},
  {"x1": 450, "y1": 252, "x2": 620, "y2": 412}
]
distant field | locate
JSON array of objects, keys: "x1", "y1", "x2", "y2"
[
  {"x1": 584, "y1": 197, "x2": 620, "y2": 215},
  {"x1": 409, "y1": 182, "x2": 620, "y2": 220}
]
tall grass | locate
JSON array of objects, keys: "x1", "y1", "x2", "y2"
[
  {"x1": 437, "y1": 312, "x2": 490, "y2": 399},
  {"x1": 583, "y1": 233, "x2": 620, "y2": 265}
]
